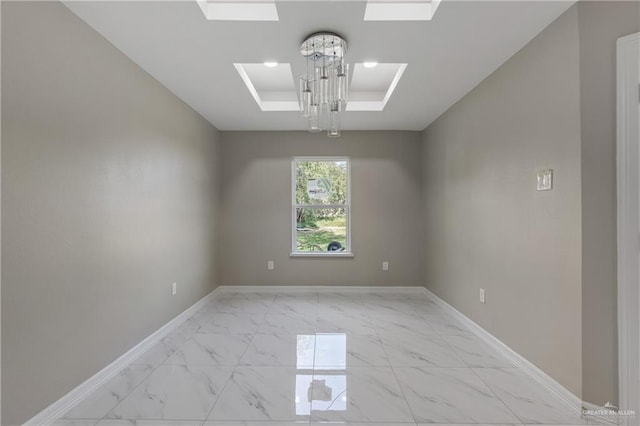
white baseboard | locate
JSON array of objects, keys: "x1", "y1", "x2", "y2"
[
  {"x1": 219, "y1": 285, "x2": 425, "y2": 294},
  {"x1": 421, "y1": 287, "x2": 586, "y2": 416},
  {"x1": 24, "y1": 287, "x2": 221, "y2": 426}
]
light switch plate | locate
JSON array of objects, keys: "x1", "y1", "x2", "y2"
[
  {"x1": 480, "y1": 288, "x2": 486, "y2": 304},
  {"x1": 537, "y1": 169, "x2": 553, "y2": 191},
  {"x1": 267, "y1": 260, "x2": 274, "y2": 270}
]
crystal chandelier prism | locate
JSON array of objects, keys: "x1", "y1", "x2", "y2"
[{"x1": 299, "y1": 32, "x2": 349, "y2": 137}]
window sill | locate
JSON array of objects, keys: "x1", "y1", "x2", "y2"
[{"x1": 290, "y1": 252, "x2": 354, "y2": 258}]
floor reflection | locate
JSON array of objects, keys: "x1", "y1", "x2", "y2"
[
  {"x1": 310, "y1": 375, "x2": 347, "y2": 411},
  {"x1": 296, "y1": 334, "x2": 315, "y2": 368},
  {"x1": 295, "y1": 333, "x2": 348, "y2": 414},
  {"x1": 295, "y1": 374, "x2": 313, "y2": 415},
  {"x1": 315, "y1": 333, "x2": 347, "y2": 369}
]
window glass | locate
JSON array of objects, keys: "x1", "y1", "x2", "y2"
[{"x1": 293, "y1": 159, "x2": 350, "y2": 254}]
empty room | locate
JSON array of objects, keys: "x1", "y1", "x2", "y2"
[{"x1": 2, "y1": 0, "x2": 640, "y2": 425}]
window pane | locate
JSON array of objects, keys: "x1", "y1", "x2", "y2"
[
  {"x1": 295, "y1": 160, "x2": 347, "y2": 205},
  {"x1": 296, "y1": 207, "x2": 347, "y2": 252}
]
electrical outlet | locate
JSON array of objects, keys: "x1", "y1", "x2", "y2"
[
  {"x1": 172, "y1": 282, "x2": 177, "y2": 296},
  {"x1": 382, "y1": 261, "x2": 389, "y2": 271},
  {"x1": 479, "y1": 288, "x2": 486, "y2": 304},
  {"x1": 267, "y1": 260, "x2": 274, "y2": 270}
]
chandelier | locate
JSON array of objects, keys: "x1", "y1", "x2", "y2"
[{"x1": 299, "y1": 32, "x2": 349, "y2": 137}]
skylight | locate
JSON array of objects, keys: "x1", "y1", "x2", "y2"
[
  {"x1": 197, "y1": 0, "x2": 279, "y2": 21},
  {"x1": 364, "y1": 0, "x2": 442, "y2": 21}
]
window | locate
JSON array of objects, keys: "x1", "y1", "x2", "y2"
[{"x1": 292, "y1": 158, "x2": 351, "y2": 256}]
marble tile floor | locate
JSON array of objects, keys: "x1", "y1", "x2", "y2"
[{"x1": 54, "y1": 291, "x2": 598, "y2": 426}]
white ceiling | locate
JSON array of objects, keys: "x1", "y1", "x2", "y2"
[{"x1": 63, "y1": 0, "x2": 574, "y2": 131}]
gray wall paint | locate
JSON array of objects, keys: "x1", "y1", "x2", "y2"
[
  {"x1": 219, "y1": 131, "x2": 424, "y2": 287},
  {"x1": 422, "y1": 7, "x2": 583, "y2": 396},
  {"x1": 1, "y1": 2, "x2": 221, "y2": 424},
  {"x1": 578, "y1": 1, "x2": 639, "y2": 406}
]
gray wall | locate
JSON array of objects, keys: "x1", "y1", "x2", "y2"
[
  {"x1": 578, "y1": 1, "x2": 640, "y2": 406},
  {"x1": 1, "y1": 2, "x2": 221, "y2": 424},
  {"x1": 422, "y1": 6, "x2": 583, "y2": 396},
  {"x1": 219, "y1": 131, "x2": 424, "y2": 287}
]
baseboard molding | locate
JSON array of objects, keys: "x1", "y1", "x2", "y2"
[
  {"x1": 421, "y1": 287, "x2": 587, "y2": 417},
  {"x1": 219, "y1": 285, "x2": 425, "y2": 294},
  {"x1": 24, "y1": 287, "x2": 221, "y2": 426}
]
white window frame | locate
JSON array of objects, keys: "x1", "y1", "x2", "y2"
[{"x1": 291, "y1": 156, "x2": 353, "y2": 257}]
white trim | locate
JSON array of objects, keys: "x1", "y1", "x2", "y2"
[
  {"x1": 617, "y1": 32, "x2": 640, "y2": 425},
  {"x1": 23, "y1": 288, "x2": 222, "y2": 426},
  {"x1": 421, "y1": 288, "x2": 586, "y2": 416},
  {"x1": 233, "y1": 63, "x2": 262, "y2": 109},
  {"x1": 218, "y1": 285, "x2": 425, "y2": 294},
  {"x1": 382, "y1": 63, "x2": 408, "y2": 108},
  {"x1": 289, "y1": 252, "x2": 354, "y2": 258}
]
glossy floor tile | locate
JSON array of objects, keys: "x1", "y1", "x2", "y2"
[
  {"x1": 474, "y1": 368, "x2": 588, "y2": 424},
  {"x1": 63, "y1": 365, "x2": 155, "y2": 419},
  {"x1": 58, "y1": 290, "x2": 590, "y2": 425},
  {"x1": 167, "y1": 333, "x2": 253, "y2": 366},
  {"x1": 239, "y1": 334, "x2": 315, "y2": 367},
  {"x1": 106, "y1": 365, "x2": 233, "y2": 420},
  {"x1": 310, "y1": 367, "x2": 414, "y2": 423},
  {"x1": 205, "y1": 423, "x2": 310, "y2": 426},
  {"x1": 197, "y1": 313, "x2": 264, "y2": 334},
  {"x1": 258, "y1": 312, "x2": 317, "y2": 335},
  {"x1": 314, "y1": 334, "x2": 389, "y2": 368},
  {"x1": 208, "y1": 366, "x2": 313, "y2": 422},
  {"x1": 394, "y1": 367, "x2": 520, "y2": 423},
  {"x1": 97, "y1": 421, "x2": 202, "y2": 426},
  {"x1": 442, "y1": 334, "x2": 514, "y2": 368},
  {"x1": 378, "y1": 332, "x2": 467, "y2": 367}
]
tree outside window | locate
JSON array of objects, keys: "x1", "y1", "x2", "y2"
[{"x1": 292, "y1": 158, "x2": 351, "y2": 254}]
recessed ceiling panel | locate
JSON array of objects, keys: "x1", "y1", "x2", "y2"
[
  {"x1": 364, "y1": 0, "x2": 441, "y2": 21},
  {"x1": 348, "y1": 63, "x2": 407, "y2": 111},
  {"x1": 197, "y1": 0, "x2": 279, "y2": 21},
  {"x1": 64, "y1": 0, "x2": 576, "y2": 130},
  {"x1": 235, "y1": 63, "x2": 299, "y2": 111}
]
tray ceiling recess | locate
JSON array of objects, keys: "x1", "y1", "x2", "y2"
[
  {"x1": 235, "y1": 62, "x2": 407, "y2": 112},
  {"x1": 63, "y1": 0, "x2": 576, "y2": 130},
  {"x1": 196, "y1": 0, "x2": 441, "y2": 21},
  {"x1": 234, "y1": 63, "x2": 299, "y2": 111}
]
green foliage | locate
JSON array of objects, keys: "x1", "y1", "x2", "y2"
[
  {"x1": 316, "y1": 216, "x2": 347, "y2": 228},
  {"x1": 296, "y1": 209, "x2": 318, "y2": 229},
  {"x1": 295, "y1": 160, "x2": 347, "y2": 228},
  {"x1": 295, "y1": 160, "x2": 347, "y2": 204},
  {"x1": 297, "y1": 229, "x2": 346, "y2": 252}
]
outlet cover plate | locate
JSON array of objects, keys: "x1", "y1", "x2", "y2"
[{"x1": 537, "y1": 169, "x2": 553, "y2": 191}]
